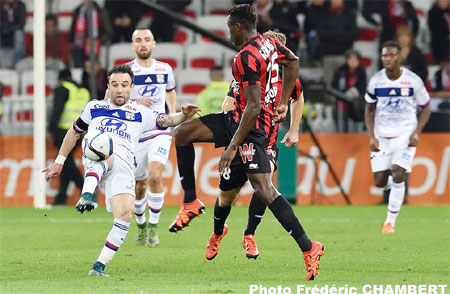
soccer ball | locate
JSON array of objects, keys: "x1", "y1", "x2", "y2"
[{"x1": 82, "y1": 130, "x2": 113, "y2": 161}]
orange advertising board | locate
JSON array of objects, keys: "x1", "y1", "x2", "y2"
[{"x1": 0, "y1": 134, "x2": 449, "y2": 206}]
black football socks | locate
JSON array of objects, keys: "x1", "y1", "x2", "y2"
[
  {"x1": 176, "y1": 144, "x2": 197, "y2": 203},
  {"x1": 268, "y1": 195, "x2": 312, "y2": 252},
  {"x1": 244, "y1": 193, "x2": 267, "y2": 236},
  {"x1": 213, "y1": 198, "x2": 231, "y2": 235}
]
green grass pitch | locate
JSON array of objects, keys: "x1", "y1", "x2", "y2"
[{"x1": 1, "y1": 205, "x2": 449, "y2": 293}]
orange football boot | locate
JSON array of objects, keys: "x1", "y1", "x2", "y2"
[
  {"x1": 381, "y1": 223, "x2": 395, "y2": 234},
  {"x1": 302, "y1": 241, "x2": 325, "y2": 281},
  {"x1": 242, "y1": 234, "x2": 259, "y2": 259},
  {"x1": 206, "y1": 225, "x2": 228, "y2": 260},
  {"x1": 169, "y1": 199, "x2": 205, "y2": 232}
]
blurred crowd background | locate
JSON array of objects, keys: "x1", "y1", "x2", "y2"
[{"x1": 0, "y1": 0, "x2": 449, "y2": 136}]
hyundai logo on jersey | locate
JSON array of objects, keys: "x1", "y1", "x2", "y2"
[
  {"x1": 138, "y1": 85, "x2": 160, "y2": 97},
  {"x1": 101, "y1": 118, "x2": 128, "y2": 131},
  {"x1": 98, "y1": 118, "x2": 131, "y2": 141}
]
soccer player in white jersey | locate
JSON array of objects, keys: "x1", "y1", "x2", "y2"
[
  {"x1": 43, "y1": 65, "x2": 199, "y2": 277},
  {"x1": 365, "y1": 41, "x2": 431, "y2": 234},
  {"x1": 127, "y1": 28, "x2": 177, "y2": 247}
]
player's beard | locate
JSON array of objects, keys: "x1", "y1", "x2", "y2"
[{"x1": 137, "y1": 51, "x2": 151, "y2": 60}]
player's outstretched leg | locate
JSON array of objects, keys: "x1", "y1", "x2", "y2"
[
  {"x1": 248, "y1": 173, "x2": 325, "y2": 280},
  {"x1": 89, "y1": 194, "x2": 133, "y2": 277},
  {"x1": 169, "y1": 119, "x2": 213, "y2": 232},
  {"x1": 242, "y1": 193, "x2": 266, "y2": 259}
]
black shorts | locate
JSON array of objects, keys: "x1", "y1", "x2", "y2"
[{"x1": 199, "y1": 112, "x2": 272, "y2": 191}]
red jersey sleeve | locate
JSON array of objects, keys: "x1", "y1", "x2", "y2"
[
  {"x1": 235, "y1": 51, "x2": 261, "y2": 88},
  {"x1": 290, "y1": 78, "x2": 303, "y2": 101},
  {"x1": 272, "y1": 38, "x2": 290, "y2": 61}
]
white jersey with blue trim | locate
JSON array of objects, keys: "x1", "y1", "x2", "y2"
[
  {"x1": 128, "y1": 58, "x2": 176, "y2": 140},
  {"x1": 365, "y1": 68, "x2": 430, "y2": 138},
  {"x1": 77, "y1": 99, "x2": 163, "y2": 168}
]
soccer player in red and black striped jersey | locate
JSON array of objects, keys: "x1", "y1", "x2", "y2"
[{"x1": 172, "y1": 5, "x2": 324, "y2": 280}]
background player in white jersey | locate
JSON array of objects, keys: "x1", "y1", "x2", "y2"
[
  {"x1": 128, "y1": 28, "x2": 177, "y2": 247},
  {"x1": 365, "y1": 41, "x2": 431, "y2": 234},
  {"x1": 43, "y1": 65, "x2": 199, "y2": 277}
]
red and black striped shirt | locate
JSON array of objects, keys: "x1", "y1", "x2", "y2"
[{"x1": 229, "y1": 33, "x2": 290, "y2": 139}]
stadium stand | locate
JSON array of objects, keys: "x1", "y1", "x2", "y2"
[
  {"x1": 152, "y1": 43, "x2": 184, "y2": 70},
  {"x1": 185, "y1": 43, "x2": 224, "y2": 69},
  {"x1": 176, "y1": 68, "x2": 210, "y2": 104},
  {"x1": 195, "y1": 15, "x2": 228, "y2": 44},
  {"x1": 0, "y1": 69, "x2": 19, "y2": 98}
]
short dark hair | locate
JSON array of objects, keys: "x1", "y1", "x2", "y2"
[
  {"x1": 107, "y1": 65, "x2": 134, "y2": 83},
  {"x1": 228, "y1": 4, "x2": 257, "y2": 30},
  {"x1": 381, "y1": 41, "x2": 401, "y2": 52},
  {"x1": 46, "y1": 14, "x2": 57, "y2": 24}
]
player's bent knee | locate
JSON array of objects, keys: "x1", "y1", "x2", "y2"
[
  {"x1": 174, "y1": 125, "x2": 191, "y2": 146},
  {"x1": 391, "y1": 165, "x2": 406, "y2": 183},
  {"x1": 147, "y1": 174, "x2": 162, "y2": 189}
]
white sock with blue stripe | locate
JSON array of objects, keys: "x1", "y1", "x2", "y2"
[
  {"x1": 385, "y1": 182, "x2": 405, "y2": 226},
  {"x1": 82, "y1": 161, "x2": 107, "y2": 195},
  {"x1": 134, "y1": 196, "x2": 147, "y2": 225},
  {"x1": 97, "y1": 219, "x2": 130, "y2": 265},
  {"x1": 148, "y1": 190, "x2": 164, "y2": 225}
]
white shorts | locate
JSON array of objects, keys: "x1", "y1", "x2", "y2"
[
  {"x1": 134, "y1": 132, "x2": 172, "y2": 181},
  {"x1": 83, "y1": 155, "x2": 136, "y2": 212},
  {"x1": 370, "y1": 134, "x2": 416, "y2": 173}
]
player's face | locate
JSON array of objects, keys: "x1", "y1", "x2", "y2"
[
  {"x1": 227, "y1": 17, "x2": 243, "y2": 46},
  {"x1": 381, "y1": 47, "x2": 401, "y2": 71},
  {"x1": 108, "y1": 73, "x2": 133, "y2": 106},
  {"x1": 131, "y1": 30, "x2": 155, "y2": 60}
]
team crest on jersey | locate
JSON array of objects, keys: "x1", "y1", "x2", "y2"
[
  {"x1": 156, "y1": 74, "x2": 165, "y2": 83},
  {"x1": 239, "y1": 143, "x2": 255, "y2": 163},
  {"x1": 400, "y1": 88, "x2": 410, "y2": 96},
  {"x1": 125, "y1": 111, "x2": 135, "y2": 120}
]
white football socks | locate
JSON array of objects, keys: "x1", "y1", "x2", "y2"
[
  {"x1": 97, "y1": 219, "x2": 130, "y2": 265},
  {"x1": 134, "y1": 196, "x2": 147, "y2": 225},
  {"x1": 82, "y1": 161, "x2": 107, "y2": 195},
  {"x1": 147, "y1": 190, "x2": 164, "y2": 225},
  {"x1": 385, "y1": 181, "x2": 405, "y2": 226}
]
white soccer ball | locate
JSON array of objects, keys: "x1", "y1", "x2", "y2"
[{"x1": 82, "y1": 130, "x2": 113, "y2": 161}]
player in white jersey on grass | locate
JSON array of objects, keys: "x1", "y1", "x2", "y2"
[
  {"x1": 127, "y1": 28, "x2": 177, "y2": 247},
  {"x1": 43, "y1": 65, "x2": 199, "y2": 277},
  {"x1": 365, "y1": 41, "x2": 431, "y2": 234}
]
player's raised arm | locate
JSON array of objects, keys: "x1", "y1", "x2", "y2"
[
  {"x1": 42, "y1": 127, "x2": 83, "y2": 181},
  {"x1": 155, "y1": 104, "x2": 200, "y2": 128}
]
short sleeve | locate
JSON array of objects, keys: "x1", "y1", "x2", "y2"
[
  {"x1": 235, "y1": 51, "x2": 261, "y2": 87},
  {"x1": 364, "y1": 76, "x2": 377, "y2": 103},
  {"x1": 415, "y1": 79, "x2": 430, "y2": 108},
  {"x1": 73, "y1": 101, "x2": 92, "y2": 133},
  {"x1": 166, "y1": 67, "x2": 176, "y2": 91},
  {"x1": 142, "y1": 108, "x2": 161, "y2": 133},
  {"x1": 290, "y1": 78, "x2": 302, "y2": 101},
  {"x1": 227, "y1": 87, "x2": 234, "y2": 98},
  {"x1": 273, "y1": 38, "x2": 290, "y2": 61}
]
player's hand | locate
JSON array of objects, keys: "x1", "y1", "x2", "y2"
[
  {"x1": 218, "y1": 146, "x2": 237, "y2": 174},
  {"x1": 409, "y1": 131, "x2": 419, "y2": 147},
  {"x1": 42, "y1": 163, "x2": 63, "y2": 181},
  {"x1": 136, "y1": 97, "x2": 155, "y2": 106},
  {"x1": 273, "y1": 104, "x2": 288, "y2": 122},
  {"x1": 369, "y1": 136, "x2": 380, "y2": 152},
  {"x1": 181, "y1": 104, "x2": 201, "y2": 118},
  {"x1": 280, "y1": 130, "x2": 299, "y2": 147}
]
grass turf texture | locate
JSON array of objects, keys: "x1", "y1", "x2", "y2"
[{"x1": 0, "y1": 205, "x2": 449, "y2": 294}]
